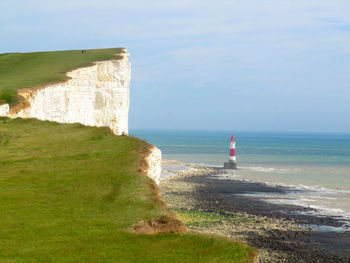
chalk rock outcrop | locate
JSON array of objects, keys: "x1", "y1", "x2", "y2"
[
  {"x1": 1, "y1": 51, "x2": 130, "y2": 135},
  {"x1": 145, "y1": 146, "x2": 162, "y2": 185},
  {"x1": 0, "y1": 50, "x2": 163, "y2": 185},
  {"x1": 0, "y1": 104, "x2": 9, "y2": 117}
]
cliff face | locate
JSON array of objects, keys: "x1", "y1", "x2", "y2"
[
  {"x1": 0, "y1": 104, "x2": 9, "y2": 117},
  {"x1": 1, "y1": 52, "x2": 131, "y2": 135},
  {"x1": 0, "y1": 50, "x2": 162, "y2": 185},
  {"x1": 145, "y1": 146, "x2": 162, "y2": 185}
]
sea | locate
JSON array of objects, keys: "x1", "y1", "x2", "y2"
[{"x1": 131, "y1": 129, "x2": 350, "y2": 231}]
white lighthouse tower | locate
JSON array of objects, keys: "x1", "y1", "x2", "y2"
[{"x1": 224, "y1": 135, "x2": 237, "y2": 169}]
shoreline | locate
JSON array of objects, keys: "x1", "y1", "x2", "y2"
[{"x1": 160, "y1": 161, "x2": 350, "y2": 262}]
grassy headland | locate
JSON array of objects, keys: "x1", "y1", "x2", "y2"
[
  {"x1": 0, "y1": 118, "x2": 256, "y2": 262},
  {"x1": 0, "y1": 48, "x2": 124, "y2": 105}
]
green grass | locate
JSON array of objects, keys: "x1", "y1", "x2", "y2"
[
  {"x1": 0, "y1": 48, "x2": 124, "y2": 105},
  {"x1": 0, "y1": 118, "x2": 256, "y2": 262}
]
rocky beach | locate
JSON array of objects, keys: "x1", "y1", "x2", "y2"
[{"x1": 160, "y1": 160, "x2": 350, "y2": 263}]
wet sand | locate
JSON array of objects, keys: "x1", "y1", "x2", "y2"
[{"x1": 160, "y1": 164, "x2": 350, "y2": 262}]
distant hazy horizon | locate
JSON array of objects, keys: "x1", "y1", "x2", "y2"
[
  {"x1": 1, "y1": 0, "x2": 349, "y2": 133},
  {"x1": 130, "y1": 128, "x2": 350, "y2": 135}
]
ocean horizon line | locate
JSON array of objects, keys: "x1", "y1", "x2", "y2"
[{"x1": 130, "y1": 128, "x2": 350, "y2": 136}]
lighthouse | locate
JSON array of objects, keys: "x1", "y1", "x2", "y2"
[{"x1": 224, "y1": 135, "x2": 237, "y2": 169}]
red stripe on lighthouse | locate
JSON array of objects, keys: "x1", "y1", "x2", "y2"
[{"x1": 229, "y1": 134, "x2": 237, "y2": 162}]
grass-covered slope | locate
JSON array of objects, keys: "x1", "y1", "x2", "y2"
[
  {"x1": 0, "y1": 118, "x2": 256, "y2": 262},
  {"x1": 0, "y1": 48, "x2": 124, "y2": 105}
]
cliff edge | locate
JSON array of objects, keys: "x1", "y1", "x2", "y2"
[
  {"x1": 0, "y1": 48, "x2": 161, "y2": 184},
  {"x1": 0, "y1": 51, "x2": 130, "y2": 136},
  {"x1": 145, "y1": 146, "x2": 162, "y2": 185}
]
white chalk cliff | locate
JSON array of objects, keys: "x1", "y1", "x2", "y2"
[
  {"x1": 0, "y1": 49, "x2": 162, "y2": 184},
  {"x1": 1, "y1": 51, "x2": 130, "y2": 135},
  {"x1": 0, "y1": 104, "x2": 9, "y2": 117},
  {"x1": 145, "y1": 146, "x2": 162, "y2": 185}
]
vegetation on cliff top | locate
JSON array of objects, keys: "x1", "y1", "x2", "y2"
[
  {"x1": 0, "y1": 48, "x2": 124, "y2": 105},
  {"x1": 0, "y1": 118, "x2": 256, "y2": 262}
]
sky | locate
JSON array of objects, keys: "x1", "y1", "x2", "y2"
[{"x1": 1, "y1": 0, "x2": 350, "y2": 133}]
